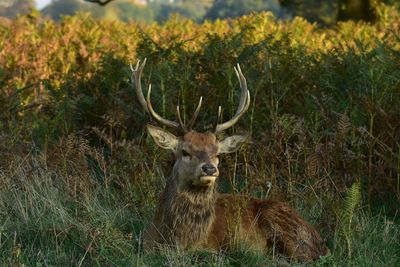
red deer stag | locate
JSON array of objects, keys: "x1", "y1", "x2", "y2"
[{"x1": 131, "y1": 59, "x2": 329, "y2": 262}]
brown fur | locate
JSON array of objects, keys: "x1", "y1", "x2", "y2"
[
  {"x1": 184, "y1": 131, "x2": 217, "y2": 148},
  {"x1": 208, "y1": 195, "x2": 329, "y2": 261},
  {"x1": 144, "y1": 178, "x2": 217, "y2": 249},
  {"x1": 143, "y1": 129, "x2": 329, "y2": 262}
]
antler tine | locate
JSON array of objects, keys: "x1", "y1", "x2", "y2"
[
  {"x1": 176, "y1": 105, "x2": 188, "y2": 132},
  {"x1": 234, "y1": 64, "x2": 248, "y2": 111},
  {"x1": 187, "y1": 96, "x2": 203, "y2": 130},
  {"x1": 132, "y1": 58, "x2": 184, "y2": 132},
  {"x1": 146, "y1": 85, "x2": 182, "y2": 130},
  {"x1": 215, "y1": 64, "x2": 250, "y2": 133},
  {"x1": 217, "y1": 105, "x2": 222, "y2": 122},
  {"x1": 213, "y1": 105, "x2": 222, "y2": 132},
  {"x1": 131, "y1": 58, "x2": 149, "y2": 113}
]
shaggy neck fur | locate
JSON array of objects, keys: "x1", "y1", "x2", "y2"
[{"x1": 157, "y1": 164, "x2": 217, "y2": 249}]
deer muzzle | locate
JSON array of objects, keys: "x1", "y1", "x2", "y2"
[{"x1": 196, "y1": 163, "x2": 218, "y2": 186}]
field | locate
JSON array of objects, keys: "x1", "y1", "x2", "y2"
[{"x1": 0, "y1": 5, "x2": 400, "y2": 266}]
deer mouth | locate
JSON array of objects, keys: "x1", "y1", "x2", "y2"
[{"x1": 198, "y1": 175, "x2": 217, "y2": 186}]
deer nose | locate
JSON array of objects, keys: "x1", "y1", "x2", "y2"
[{"x1": 201, "y1": 164, "x2": 217, "y2": 176}]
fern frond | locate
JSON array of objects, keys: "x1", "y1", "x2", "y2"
[
  {"x1": 337, "y1": 181, "x2": 361, "y2": 257},
  {"x1": 337, "y1": 113, "x2": 351, "y2": 139},
  {"x1": 341, "y1": 182, "x2": 361, "y2": 226},
  {"x1": 306, "y1": 152, "x2": 318, "y2": 177}
]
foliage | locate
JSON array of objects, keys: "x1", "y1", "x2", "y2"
[
  {"x1": 0, "y1": 5, "x2": 399, "y2": 265},
  {"x1": 4, "y1": 0, "x2": 399, "y2": 25},
  {"x1": 337, "y1": 0, "x2": 376, "y2": 22},
  {"x1": 0, "y1": 0, "x2": 34, "y2": 18},
  {"x1": 204, "y1": 0, "x2": 283, "y2": 20},
  {"x1": 39, "y1": 0, "x2": 210, "y2": 23},
  {"x1": 41, "y1": 0, "x2": 106, "y2": 21},
  {"x1": 282, "y1": 0, "x2": 339, "y2": 24}
]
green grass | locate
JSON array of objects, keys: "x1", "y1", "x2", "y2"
[{"x1": 0, "y1": 152, "x2": 398, "y2": 267}]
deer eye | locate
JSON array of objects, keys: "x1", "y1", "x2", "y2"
[{"x1": 182, "y1": 150, "x2": 191, "y2": 158}]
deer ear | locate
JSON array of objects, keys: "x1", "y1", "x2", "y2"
[
  {"x1": 218, "y1": 134, "x2": 248, "y2": 154},
  {"x1": 147, "y1": 125, "x2": 179, "y2": 151}
]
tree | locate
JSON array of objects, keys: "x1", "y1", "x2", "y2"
[
  {"x1": 41, "y1": 0, "x2": 106, "y2": 21},
  {"x1": 41, "y1": 0, "x2": 82, "y2": 20},
  {"x1": 280, "y1": 0, "x2": 337, "y2": 25},
  {"x1": 281, "y1": 0, "x2": 377, "y2": 23},
  {"x1": 337, "y1": 0, "x2": 376, "y2": 22},
  {"x1": 83, "y1": 0, "x2": 210, "y2": 23},
  {"x1": 0, "y1": 0, "x2": 35, "y2": 18},
  {"x1": 155, "y1": 2, "x2": 208, "y2": 22},
  {"x1": 204, "y1": 0, "x2": 283, "y2": 21},
  {"x1": 113, "y1": 1, "x2": 156, "y2": 23}
]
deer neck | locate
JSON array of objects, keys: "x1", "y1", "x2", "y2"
[{"x1": 157, "y1": 169, "x2": 217, "y2": 249}]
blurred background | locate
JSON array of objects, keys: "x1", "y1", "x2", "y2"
[{"x1": 0, "y1": 0, "x2": 399, "y2": 25}]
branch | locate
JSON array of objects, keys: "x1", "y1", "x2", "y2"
[{"x1": 83, "y1": 0, "x2": 116, "y2": 6}]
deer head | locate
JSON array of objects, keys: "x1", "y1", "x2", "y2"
[{"x1": 131, "y1": 59, "x2": 250, "y2": 189}]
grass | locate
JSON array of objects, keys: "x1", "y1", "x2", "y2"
[{"x1": 0, "y1": 147, "x2": 399, "y2": 267}]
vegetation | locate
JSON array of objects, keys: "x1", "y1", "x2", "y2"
[
  {"x1": 0, "y1": 0, "x2": 34, "y2": 18},
  {"x1": 0, "y1": 3, "x2": 399, "y2": 266},
  {"x1": 204, "y1": 0, "x2": 282, "y2": 20},
  {"x1": 39, "y1": 0, "x2": 211, "y2": 23},
  {"x1": 3, "y1": 0, "x2": 399, "y2": 25}
]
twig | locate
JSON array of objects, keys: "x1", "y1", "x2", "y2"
[{"x1": 77, "y1": 230, "x2": 100, "y2": 267}]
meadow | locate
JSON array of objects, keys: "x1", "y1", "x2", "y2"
[{"x1": 0, "y1": 5, "x2": 399, "y2": 266}]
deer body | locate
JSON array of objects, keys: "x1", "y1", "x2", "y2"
[
  {"x1": 145, "y1": 191, "x2": 328, "y2": 262},
  {"x1": 131, "y1": 60, "x2": 329, "y2": 262}
]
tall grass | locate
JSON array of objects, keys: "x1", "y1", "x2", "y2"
[
  {"x1": 0, "y1": 4, "x2": 399, "y2": 266},
  {"x1": 0, "y1": 151, "x2": 398, "y2": 266}
]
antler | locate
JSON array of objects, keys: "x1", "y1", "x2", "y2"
[
  {"x1": 131, "y1": 59, "x2": 203, "y2": 133},
  {"x1": 214, "y1": 64, "x2": 250, "y2": 133}
]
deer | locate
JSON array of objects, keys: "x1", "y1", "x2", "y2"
[{"x1": 131, "y1": 59, "x2": 329, "y2": 262}]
